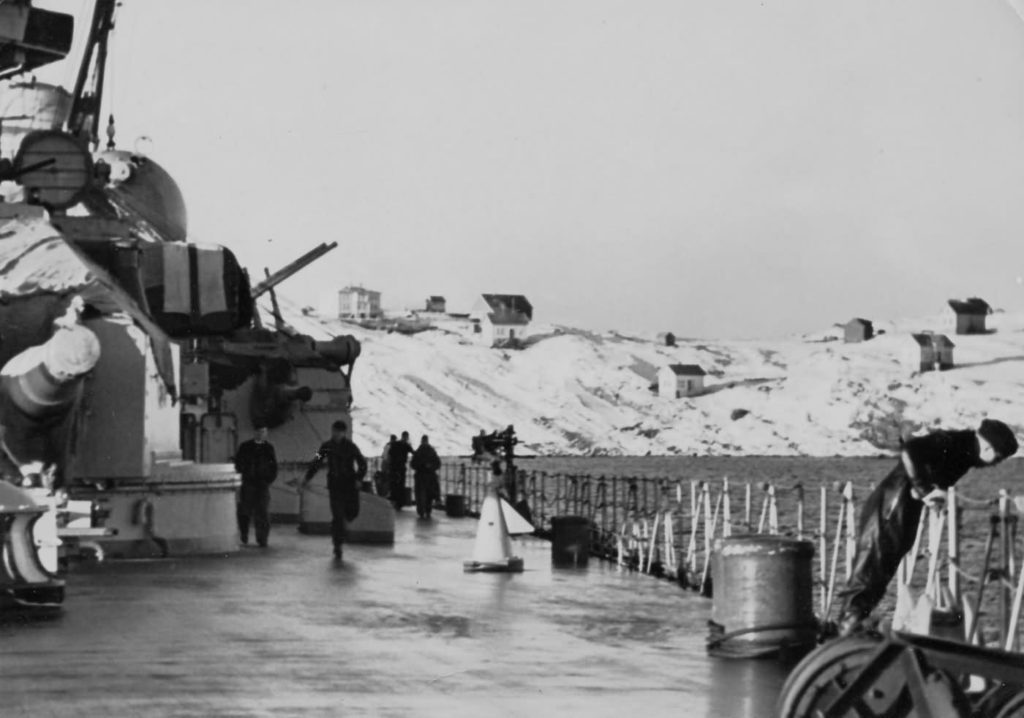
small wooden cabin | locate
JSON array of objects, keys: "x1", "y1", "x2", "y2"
[
  {"x1": 657, "y1": 364, "x2": 706, "y2": 398},
  {"x1": 844, "y1": 318, "x2": 874, "y2": 344}
]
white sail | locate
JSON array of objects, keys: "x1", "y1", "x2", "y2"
[{"x1": 500, "y1": 498, "x2": 535, "y2": 535}]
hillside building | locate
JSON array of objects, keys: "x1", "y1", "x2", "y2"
[
  {"x1": 471, "y1": 294, "x2": 533, "y2": 346},
  {"x1": 658, "y1": 332, "x2": 677, "y2": 348},
  {"x1": 338, "y1": 286, "x2": 382, "y2": 320},
  {"x1": 908, "y1": 333, "x2": 955, "y2": 373},
  {"x1": 658, "y1": 364, "x2": 707, "y2": 398},
  {"x1": 947, "y1": 297, "x2": 992, "y2": 335},
  {"x1": 844, "y1": 318, "x2": 874, "y2": 344},
  {"x1": 424, "y1": 296, "x2": 447, "y2": 313}
]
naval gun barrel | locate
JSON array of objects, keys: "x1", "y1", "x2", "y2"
[
  {"x1": 251, "y1": 242, "x2": 338, "y2": 299},
  {"x1": 2, "y1": 322, "x2": 101, "y2": 420},
  {"x1": 0, "y1": 311, "x2": 100, "y2": 486}
]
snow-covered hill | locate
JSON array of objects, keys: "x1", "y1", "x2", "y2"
[{"x1": 272, "y1": 299, "x2": 1024, "y2": 457}]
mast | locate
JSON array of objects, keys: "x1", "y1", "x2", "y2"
[{"x1": 67, "y1": 0, "x2": 119, "y2": 148}]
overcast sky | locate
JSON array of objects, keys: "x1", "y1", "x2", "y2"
[{"x1": 34, "y1": 0, "x2": 1024, "y2": 337}]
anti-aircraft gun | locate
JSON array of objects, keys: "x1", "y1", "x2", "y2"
[
  {"x1": 178, "y1": 241, "x2": 358, "y2": 463},
  {"x1": 179, "y1": 245, "x2": 392, "y2": 543}
]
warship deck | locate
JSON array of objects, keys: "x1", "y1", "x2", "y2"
[{"x1": 0, "y1": 511, "x2": 785, "y2": 717}]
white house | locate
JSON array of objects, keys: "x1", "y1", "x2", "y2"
[
  {"x1": 470, "y1": 294, "x2": 533, "y2": 346},
  {"x1": 338, "y1": 286, "x2": 382, "y2": 319},
  {"x1": 658, "y1": 364, "x2": 707, "y2": 398}
]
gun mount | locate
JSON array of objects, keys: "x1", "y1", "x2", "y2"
[
  {"x1": 181, "y1": 244, "x2": 368, "y2": 527},
  {"x1": 251, "y1": 242, "x2": 337, "y2": 299}
]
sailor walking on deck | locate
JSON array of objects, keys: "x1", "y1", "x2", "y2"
[
  {"x1": 235, "y1": 427, "x2": 278, "y2": 548},
  {"x1": 301, "y1": 421, "x2": 367, "y2": 560},
  {"x1": 839, "y1": 419, "x2": 1018, "y2": 635}
]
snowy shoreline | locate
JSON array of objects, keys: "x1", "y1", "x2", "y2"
[{"x1": 272, "y1": 297, "x2": 1024, "y2": 459}]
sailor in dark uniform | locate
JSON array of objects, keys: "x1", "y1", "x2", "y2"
[
  {"x1": 234, "y1": 426, "x2": 278, "y2": 547},
  {"x1": 301, "y1": 420, "x2": 367, "y2": 560},
  {"x1": 839, "y1": 418, "x2": 1018, "y2": 635}
]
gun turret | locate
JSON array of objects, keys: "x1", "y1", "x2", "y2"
[{"x1": 251, "y1": 242, "x2": 338, "y2": 299}]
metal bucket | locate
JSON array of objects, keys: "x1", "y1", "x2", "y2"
[
  {"x1": 551, "y1": 516, "x2": 592, "y2": 568},
  {"x1": 709, "y1": 535, "x2": 816, "y2": 658},
  {"x1": 445, "y1": 494, "x2": 467, "y2": 518}
]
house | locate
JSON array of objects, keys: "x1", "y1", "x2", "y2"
[
  {"x1": 908, "y1": 333, "x2": 955, "y2": 373},
  {"x1": 338, "y1": 286, "x2": 382, "y2": 319},
  {"x1": 658, "y1": 332, "x2": 677, "y2": 348},
  {"x1": 657, "y1": 364, "x2": 707, "y2": 398},
  {"x1": 933, "y1": 334, "x2": 955, "y2": 369},
  {"x1": 947, "y1": 297, "x2": 991, "y2": 335},
  {"x1": 844, "y1": 318, "x2": 874, "y2": 344},
  {"x1": 424, "y1": 296, "x2": 447, "y2": 313},
  {"x1": 470, "y1": 294, "x2": 533, "y2": 346}
]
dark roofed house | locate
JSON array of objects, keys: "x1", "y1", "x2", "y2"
[
  {"x1": 424, "y1": 296, "x2": 446, "y2": 313},
  {"x1": 844, "y1": 318, "x2": 874, "y2": 344},
  {"x1": 908, "y1": 333, "x2": 955, "y2": 373},
  {"x1": 477, "y1": 294, "x2": 534, "y2": 321},
  {"x1": 471, "y1": 294, "x2": 533, "y2": 346},
  {"x1": 658, "y1": 363, "x2": 707, "y2": 398},
  {"x1": 947, "y1": 297, "x2": 992, "y2": 335}
]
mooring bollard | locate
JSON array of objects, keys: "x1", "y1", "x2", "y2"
[{"x1": 707, "y1": 535, "x2": 817, "y2": 659}]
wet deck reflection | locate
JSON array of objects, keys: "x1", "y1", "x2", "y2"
[{"x1": 1, "y1": 511, "x2": 787, "y2": 717}]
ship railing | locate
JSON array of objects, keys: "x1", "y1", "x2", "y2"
[{"x1": 423, "y1": 458, "x2": 1024, "y2": 651}]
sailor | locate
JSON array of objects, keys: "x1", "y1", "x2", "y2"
[
  {"x1": 301, "y1": 420, "x2": 367, "y2": 560},
  {"x1": 376, "y1": 435, "x2": 396, "y2": 497},
  {"x1": 234, "y1": 426, "x2": 278, "y2": 548},
  {"x1": 387, "y1": 431, "x2": 414, "y2": 509},
  {"x1": 839, "y1": 419, "x2": 1018, "y2": 635},
  {"x1": 410, "y1": 435, "x2": 442, "y2": 519},
  {"x1": 471, "y1": 430, "x2": 488, "y2": 461}
]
